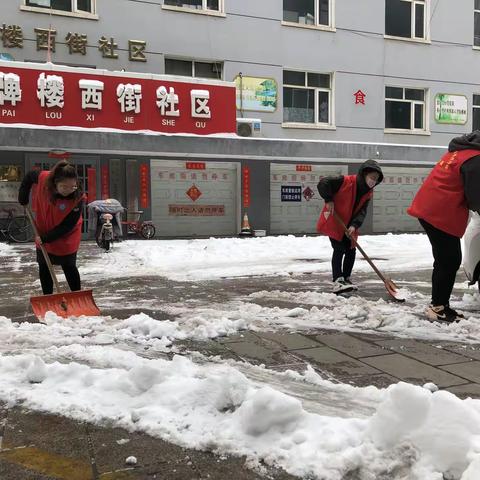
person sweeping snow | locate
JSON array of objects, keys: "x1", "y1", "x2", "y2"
[
  {"x1": 408, "y1": 131, "x2": 480, "y2": 323},
  {"x1": 317, "y1": 160, "x2": 384, "y2": 294},
  {"x1": 18, "y1": 160, "x2": 85, "y2": 295}
]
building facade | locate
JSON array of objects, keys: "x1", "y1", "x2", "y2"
[{"x1": 0, "y1": 1, "x2": 478, "y2": 237}]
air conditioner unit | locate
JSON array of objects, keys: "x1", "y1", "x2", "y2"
[{"x1": 236, "y1": 118, "x2": 262, "y2": 138}]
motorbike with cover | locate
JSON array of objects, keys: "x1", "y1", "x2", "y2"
[{"x1": 87, "y1": 199, "x2": 125, "y2": 252}]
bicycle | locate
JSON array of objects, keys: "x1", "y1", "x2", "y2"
[
  {"x1": 121, "y1": 210, "x2": 156, "y2": 239},
  {"x1": 0, "y1": 206, "x2": 34, "y2": 243}
]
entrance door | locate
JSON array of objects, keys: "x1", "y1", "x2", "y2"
[{"x1": 27, "y1": 155, "x2": 100, "y2": 237}]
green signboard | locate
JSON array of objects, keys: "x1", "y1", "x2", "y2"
[
  {"x1": 435, "y1": 94, "x2": 467, "y2": 125},
  {"x1": 235, "y1": 75, "x2": 277, "y2": 113}
]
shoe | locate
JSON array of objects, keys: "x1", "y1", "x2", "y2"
[
  {"x1": 444, "y1": 305, "x2": 465, "y2": 320},
  {"x1": 332, "y1": 277, "x2": 355, "y2": 294},
  {"x1": 425, "y1": 304, "x2": 462, "y2": 323},
  {"x1": 344, "y1": 277, "x2": 358, "y2": 291}
]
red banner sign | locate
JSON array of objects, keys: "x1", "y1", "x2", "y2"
[
  {"x1": 0, "y1": 62, "x2": 236, "y2": 135},
  {"x1": 296, "y1": 165, "x2": 312, "y2": 172},
  {"x1": 242, "y1": 166, "x2": 250, "y2": 208},
  {"x1": 87, "y1": 167, "x2": 97, "y2": 203},
  {"x1": 169, "y1": 204, "x2": 225, "y2": 216},
  {"x1": 139, "y1": 164, "x2": 149, "y2": 209},
  {"x1": 186, "y1": 162, "x2": 206, "y2": 170},
  {"x1": 100, "y1": 165, "x2": 109, "y2": 199}
]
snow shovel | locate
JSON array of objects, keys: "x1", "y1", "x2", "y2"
[
  {"x1": 25, "y1": 207, "x2": 101, "y2": 320},
  {"x1": 333, "y1": 211, "x2": 405, "y2": 302}
]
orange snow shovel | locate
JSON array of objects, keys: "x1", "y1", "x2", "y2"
[
  {"x1": 26, "y1": 207, "x2": 101, "y2": 320},
  {"x1": 333, "y1": 211, "x2": 405, "y2": 302}
]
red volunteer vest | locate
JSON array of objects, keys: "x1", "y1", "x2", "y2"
[
  {"x1": 407, "y1": 149, "x2": 479, "y2": 238},
  {"x1": 316, "y1": 175, "x2": 373, "y2": 241},
  {"x1": 31, "y1": 171, "x2": 83, "y2": 255}
]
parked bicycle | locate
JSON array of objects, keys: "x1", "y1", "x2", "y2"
[
  {"x1": 0, "y1": 206, "x2": 34, "y2": 243},
  {"x1": 122, "y1": 210, "x2": 156, "y2": 239}
]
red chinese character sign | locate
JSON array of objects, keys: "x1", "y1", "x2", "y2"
[
  {"x1": 354, "y1": 90, "x2": 366, "y2": 105},
  {"x1": 139, "y1": 164, "x2": 149, "y2": 209},
  {"x1": 0, "y1": 61, "x2": 236, "y2": 135},
  {"x1": 101, "y1": 165, "x2": 109, "y2": 199},
  {"x1": 87, "y1": 167, "x2": 97, "y2": 204},
  {"x1": 186, "y1": 185, "x2": 202, "y2": 202},
  {"x1": 242, "y1": 167, "x2": 250, "y2": 208}
]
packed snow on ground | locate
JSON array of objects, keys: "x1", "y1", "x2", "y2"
[
  {"x1": 1, "y1": 341, "x2": 480, "y2": 480},
  {"x1": 79, "y1": 234, "x2": 429, "y2": 281},
  {"x1": 2, "y1": 234, "x2": 480, "y2": 478}
]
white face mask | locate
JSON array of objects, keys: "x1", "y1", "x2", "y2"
[{"x1": 366, "y1": 177, "x2": 377, "y2": 188}]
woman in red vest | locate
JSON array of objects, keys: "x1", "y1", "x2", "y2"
[
  {"x1": 18, "y1": 160, "x2": 85, "y2": 295},
  {"x1": 408, "y1": 131, "x2": 480, "y2": 323},
  {"x1": 317, "y1": 160, "x2": 383, "y2": 294}
]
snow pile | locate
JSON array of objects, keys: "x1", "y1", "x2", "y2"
[
  {"x1": 0, "y1": 242, "x2": 15, "y2": 257},
  {"x1": 80, "y1": 234, "x2": 431, "y2": 281},
  {"x1": 1, "y1": 351, "x2": 480, "y2": 479}
]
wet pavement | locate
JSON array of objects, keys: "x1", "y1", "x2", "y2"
[{"x1": 2, "y1": 241, "x2": 480, "y2": 479}]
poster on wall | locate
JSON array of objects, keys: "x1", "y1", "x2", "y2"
[
  {"x1": 435, "y1": 94, "x2": 467, "y2": 125},
  {"x1": 281, "y1": 186, "x2": 302, "y2": 202},
  {"x1": 235, "y1": 75, "x2": 277, "y2": 112}
]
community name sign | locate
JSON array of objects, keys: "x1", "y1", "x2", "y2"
[{"x1": 0, "y1": 61, "x2": 236, "y2": 134}]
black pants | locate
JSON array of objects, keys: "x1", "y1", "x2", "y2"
[
  {"x1": 36, "y1": 249, "x2": 81, "y2": 295},
  {"x1": 330, "y1": 235, "x2": 356, "y2": 281},
  {"x1": 419, "y1": 219, "x2": 462, "y2": 306}
]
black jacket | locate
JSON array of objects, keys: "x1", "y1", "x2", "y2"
[
  {"x1": 317, "y1": 160, "x2": 383, "y2": 229},
  {"x1": 448, "y1": 131, "x2": 480, "y2": 213}
]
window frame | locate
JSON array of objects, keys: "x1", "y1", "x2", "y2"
[
  {"x1": 474, "y1": 1, "x2": 480, "y2": 48},
  {"x1": 164, "y1": 57, "x2": 223, "y2": 80},
  {"x1": 384, "y1": 85, "x2": 429, "y2": 134},
  {"x1": 384, "y1": 0, "x2": 430, "y2": 43},
  {"x1": 282, "y1": 69, "x2": 335, "y2": 129},
  {"x1": 162, "y1": 0, "x2": 226, "y2": 17},
  {"x1": 472, "y1": 94, "x2": 480, "y2": 130},
  {"x1": 282, "y1": 0, "x2": 336, "y2": 32},
  {"x1": 21, "y1": 0, "x2": 98, "y2": 19}
]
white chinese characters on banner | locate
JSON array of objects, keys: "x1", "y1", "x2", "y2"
[
  {"x1": 0, "y1": 70, "x2": 215, "y2": 121},
  {"x1": 79, "y1": 79, "x2": 104, "y2": 110},
  {"x1": 156, "y1": 86, "x2": 179, "y2": 117},
  {"x1": 0, "y1": 73, "x2": 21, "y2": 106},
  {"x1": 37, "y1": 73, "x2": 64, "y2": 108},
  {"x1": 191, "y1": 89, "x2": 211, "y2": 118},
  {"x1": 116, "y1": 83, "x2": 142, "y2": 113}
]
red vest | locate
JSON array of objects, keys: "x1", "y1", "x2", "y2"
[
  {"x1": 407, "y1": 149, "x2": 478, "y2": 238},
  {"x1": 316, "y1": 175, "x2": 373, "y2": 241},
  {"x1": 31, "y1": 171, "x2": 83, "y2": 255}
]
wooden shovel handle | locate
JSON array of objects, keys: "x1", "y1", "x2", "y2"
[
  {"x1": 332, "y1": 211, "x2": 394, "y2": 289},
  {"x1": 25, "y1": 206, "x2": 63, "y2": 294}
]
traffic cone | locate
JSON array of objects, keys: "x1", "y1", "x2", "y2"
[{"x1": 239, "y1": 212, "x2": 253, "y2": 237}]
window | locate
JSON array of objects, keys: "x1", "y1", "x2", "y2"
[
  {"x1": 0, "y1": 165, "x2": 23, "y2": 202},
  {"x1": 165, "y1": 58, "x2": 223, "y2": 79},
  {"x1": 283, "y1": 70, "x2": 332, "y2": 125},
  {"x1": 385, "y1": 86, "x2": 426, "y2": 131},
  {"x1": 475, "y1": 0, "x2": 480, "y2": 47},
  {"x1": 164, "y1": 0, "x2": 222, "y2": 12},
  {"x1": 473, "y1": 95, "x2": 480, "y2": 130},
  {"x1": 385, "y1": 0, "x2": 426, "y2": 40},
  {"x1": 283, "y1": 0, "x2": 332, "y2": 27},
  {"x1": 25, "y1": 0, "x2": 94, "y2": 13}
]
